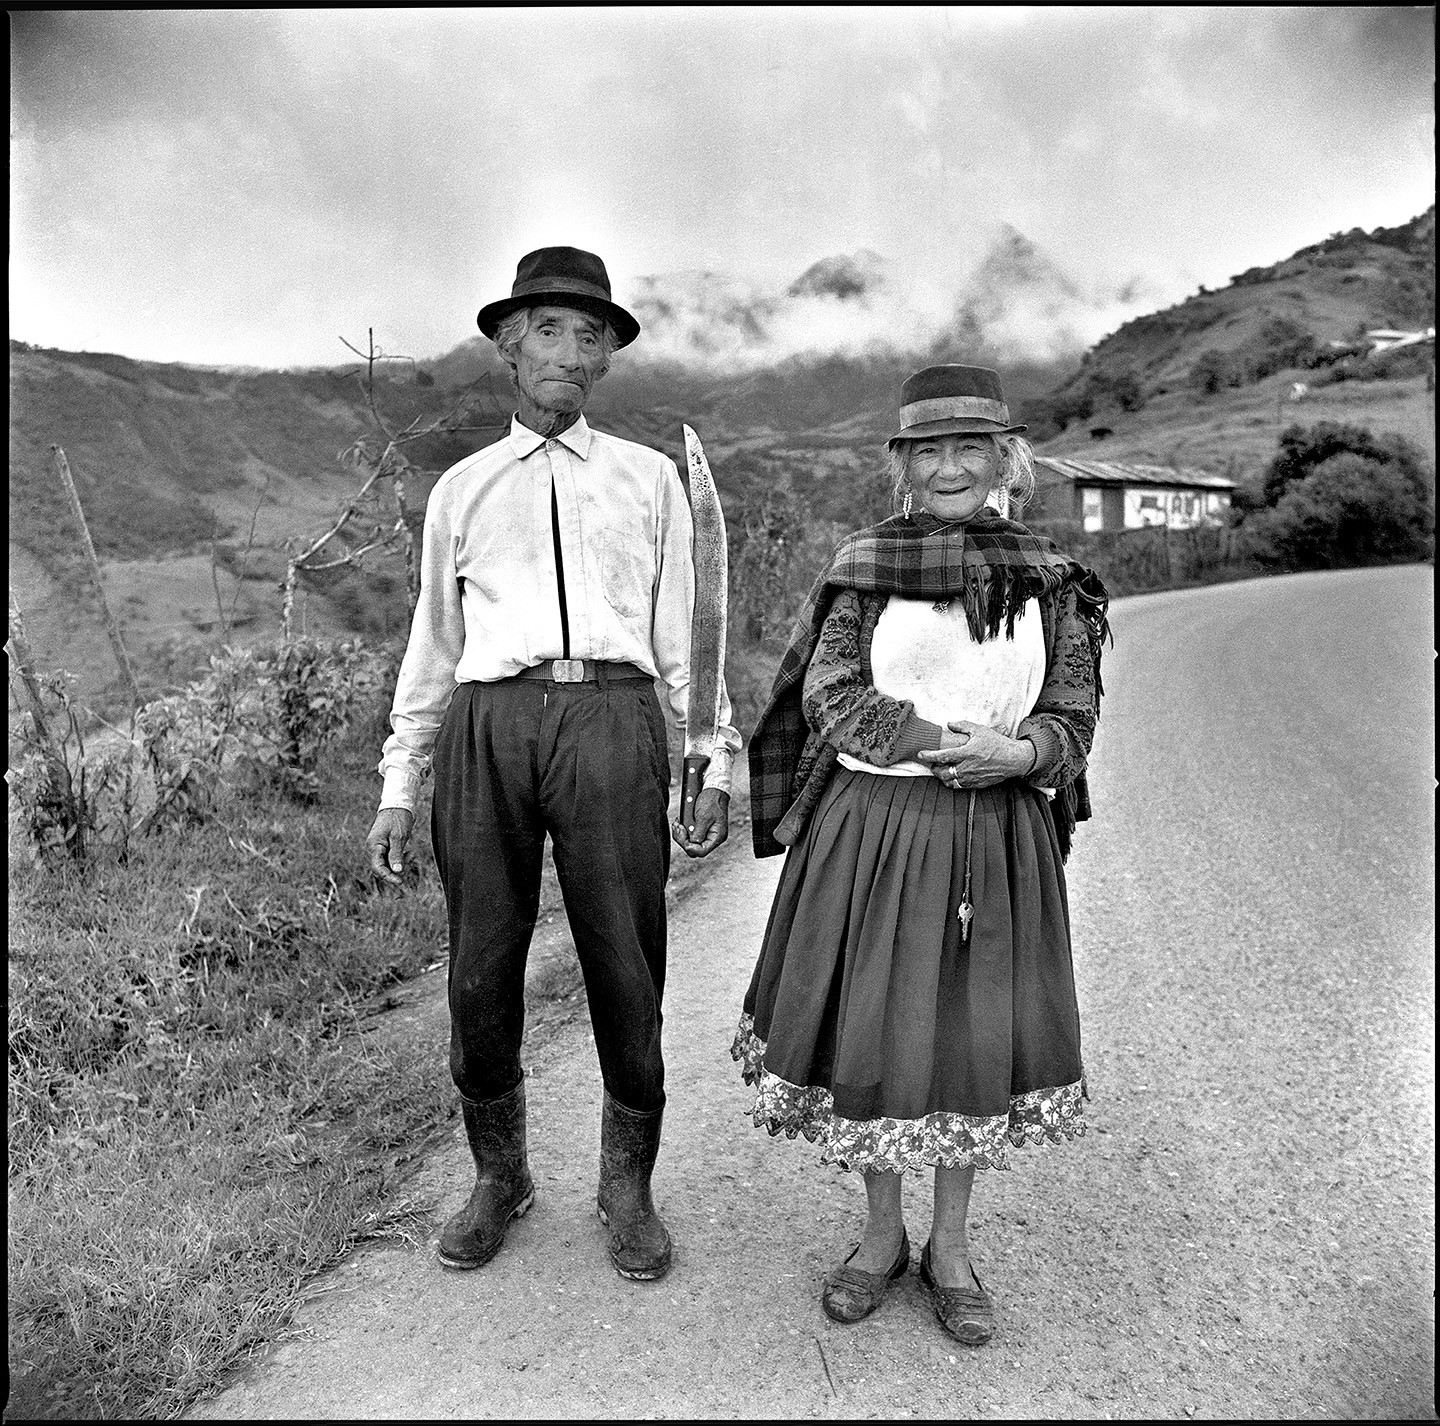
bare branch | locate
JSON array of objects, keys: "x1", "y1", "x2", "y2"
[
  {"x1": 284, "y1": 464, "x2": 391, "y2": 636},
  {"x1": 210, "y1": 521, "x2": 230, "y2": 639},
  {"x1": 344, "y1": 328, "x2": 399, "y2": 444},
  {"x1": 301, "y1": 541, "x2": 389, "y2": 573},
  {"x1": 291, "y1": 466, "x2": 389, "y2": 567},
  {"x1": 228, "y1": 490, "x2": 267, "y2": 630},
  {"x1": 338, "y1": 333, "x2": 417, "y2": 368}
]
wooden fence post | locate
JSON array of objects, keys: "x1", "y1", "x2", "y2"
[{"x1": 50, "y1": 445, "x2": 142, "y2": 711}]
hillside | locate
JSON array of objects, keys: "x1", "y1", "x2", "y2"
[
  {"x1": 7, "y1": 345, "x2": 513, "y2": 700},
  {"x1": 9, "y1": 210, "x2": 1434, "y2": 706},
  {"x1": 1033, "y1": 208, "x2": 1434, "y2": 468},
  {"x1": 1082, "y1": 211, "x2": 1427, "y2": 385}
]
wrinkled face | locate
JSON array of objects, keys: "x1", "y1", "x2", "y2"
[
  {"x1": 511, "y1": 305, "x2": 608, "y2": 415},
  {"x1": 907, "y1": 433, "x2": 1003, "y2": 523}
]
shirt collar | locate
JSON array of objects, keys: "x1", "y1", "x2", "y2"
[{"x1": 508, "y1": 413, "x2": 593, "y2": 461}]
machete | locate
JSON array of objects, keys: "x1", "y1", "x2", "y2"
[{"x1": 681, "y1": 424, "x2": 729, "y2": 837}]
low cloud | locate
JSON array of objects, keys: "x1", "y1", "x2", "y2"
[{"x1": 625, "y1": 227, "x2": 1158, "y2": 372}]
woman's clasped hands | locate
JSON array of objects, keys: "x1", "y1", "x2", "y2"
[{"x1": 916, "y1": 719, "x2": 1038, "y2": 789}]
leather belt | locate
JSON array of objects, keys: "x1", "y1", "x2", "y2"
[{"x1": 511, "y1": 659, "x2": 651, "y2": 685}]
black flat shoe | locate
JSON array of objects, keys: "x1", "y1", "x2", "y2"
[
  {"x1": 821, "y1": 1229, "x2": 911, "y2": 1324},
  {"x1": 919, "y1": 1240, "x2": 995, "y2": 1345}
]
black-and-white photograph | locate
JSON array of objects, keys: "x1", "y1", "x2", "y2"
[{"x1": 8, "y1": 8, "x2": 1434, "y2": 1420}]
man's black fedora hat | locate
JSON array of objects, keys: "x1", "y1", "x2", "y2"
[
  {"x1": 886, "y1": 364, "x2": 1028, "y2": 447},
  {"x1": 477, "y1": 246, "x2": 641, "y2": 348}
]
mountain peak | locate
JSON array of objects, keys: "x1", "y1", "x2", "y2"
[{"x1": 786, "y1": 250, "x2": 886, "y2": 301}]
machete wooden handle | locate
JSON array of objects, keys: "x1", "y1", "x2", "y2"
[{"x1": 681, "y1": 754, "x2": 711, "y2": 835}]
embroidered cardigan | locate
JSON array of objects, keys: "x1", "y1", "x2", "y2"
[{"x1": 769, "y1": 578, "x2": 1103, "y2": 856}]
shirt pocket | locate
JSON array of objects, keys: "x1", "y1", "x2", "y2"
[{"x1": 600, "y1": 528, "x2": 655, "y2": 622}]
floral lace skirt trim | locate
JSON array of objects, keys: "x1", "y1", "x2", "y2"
[{"x1": 730, "y1": 1013, "x2": 1086, "y2": 1173}]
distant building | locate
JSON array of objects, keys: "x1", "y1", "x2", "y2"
[{"x1": 1032, "y1": 456, "x2": 1237, "y2": 533}]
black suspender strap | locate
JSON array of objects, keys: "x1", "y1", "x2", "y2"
[{"x1": 550, "y1": 479, "x2": 571, "y2": 659}]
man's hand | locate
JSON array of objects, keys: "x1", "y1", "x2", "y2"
[
  {"x1": 367, "y1": 807, "x2": 416, "y2": 885},
  {"x1": 671, "y1": 788, "x2": 730, "y2": 859},
  {"x1": 916, "y1": 720, "x2": 1036, "y2": 790}
]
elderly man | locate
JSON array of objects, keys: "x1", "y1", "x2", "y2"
[{"x1": 366, "y1": 246, "x2": 740, "y2": 1283}]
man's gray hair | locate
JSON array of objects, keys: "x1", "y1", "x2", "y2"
[
  {"x1": 492, "y1": 306, "x2": 620, "y2": 386},
  {"x1": 886, "y1": 433, "x2": 1037, "y2": 515}
]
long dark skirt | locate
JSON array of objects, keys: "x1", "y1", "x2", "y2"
[{"x1": 732, "y1": 768, "x2": 1087, "y2": 1173}]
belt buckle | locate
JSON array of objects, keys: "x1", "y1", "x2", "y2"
[{"x1": 552, "y1": 659, "x2": 585, "y2": 683}]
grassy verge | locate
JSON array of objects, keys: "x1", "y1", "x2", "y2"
[
  {"x1": 6, "y1": 687, "x2": 753, "y2": 1422},
  {"x1": 7, "y1": 721, "x2": 452, "y2": 1421}
]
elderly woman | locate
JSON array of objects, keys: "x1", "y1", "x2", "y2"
[{"x1": 734, "y1": 364, "x2": 1109, "y2": 1346}]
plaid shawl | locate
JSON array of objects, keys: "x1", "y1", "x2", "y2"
[{"x1": 747, "y1": 509, "x2": 1092, "y2": 857}]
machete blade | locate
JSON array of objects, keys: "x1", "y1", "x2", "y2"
[{"x1": 681, "y1": 424, "x2": 728, "y2": 830}]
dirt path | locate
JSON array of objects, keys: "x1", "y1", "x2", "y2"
[{"x1": 189, "y1": 568, "x2": 1434, "y2": 1420}]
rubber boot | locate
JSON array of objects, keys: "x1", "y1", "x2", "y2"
[
  {"x1": 596, "y1": 1092, "x2": 672, "y2": 1281},
  {"x1": 436, "y1": 1079, "x2": 535, "y2": 1270}
]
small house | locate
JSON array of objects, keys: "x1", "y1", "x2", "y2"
[{"x1": 1031, "y1": 456, "x2": 1237, "y2": 533}]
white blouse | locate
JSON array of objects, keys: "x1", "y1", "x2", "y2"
[{"x1": 837, "y1": 594, "x2": 1048, "y2": 778}]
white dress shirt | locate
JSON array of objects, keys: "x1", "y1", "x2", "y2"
[{"x1": 378, "y1": 414, "x2": 740, "y2": 812}]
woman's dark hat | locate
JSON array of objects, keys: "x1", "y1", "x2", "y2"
[
  {"x1": 477, "y1": 246, "x2": 641, "y2": 348},
  {"x1": 887, "y1": 364, "x2": 1027, "y2": 447}
]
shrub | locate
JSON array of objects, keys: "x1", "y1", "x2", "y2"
[
  {"x1": 8, "y1": 671, "x2": 148, "y2": 865},
  {"x1": 1086, "y1": 365, "x2": 1145, "y2": 413},
  {"x1": 1048, "y1": 384, "x2": 1095, "y2": 427},
  {"x1": 1244, "y1": 452, "x2": 1434, "y2": 570},
  {"x1": 1242, "y1": 316, "x2": 1319, "y2": 381},
  {"x1": 256, "y1": 637, "x2": 393, "y2": 798},
  {"x1": 8, "y1": 637, "x2": 397, "y2": 868},
  {"x1": 1189, "y1": 348, "x2": 1243, "y2": 395},
  {"x1": 1106, "y1": 367, "x2": 1146, "y2": 413},
  {"x1": 1347, "y1": 344, "x2": 1434, "y2": 383},
  {"x1": 1304, "y1": 362, "x2": 1351, "y2": 389},
  {"x1": 1261, "y1": 422, "x2": 1432, "y2": 509},
  {"x1": 730, "y1": 485, "x2": 805, "y2": 644}
]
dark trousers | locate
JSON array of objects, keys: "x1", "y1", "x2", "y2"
[{"x1": 430, "y1": 677, "x2": 673, "y2": 1112}]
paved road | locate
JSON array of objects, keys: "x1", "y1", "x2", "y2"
[{"x1": 191, "y1": 566, "x2": 1435, "y2": 1420}]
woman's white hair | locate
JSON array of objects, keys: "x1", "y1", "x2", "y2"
[
  {"x1": 886, "y1": 432, "x2": 1037, "y2": 515},
  {"x1": 492, "y1": 306, "x2": 620, "y2": 387}
]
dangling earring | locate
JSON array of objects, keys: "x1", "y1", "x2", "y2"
[{"x1": 902, "y1": 487, "x2": 913, "y2": 520}]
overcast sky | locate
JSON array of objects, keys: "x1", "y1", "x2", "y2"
[{"x1": 9, "y1": 7, "x2": 1435, "y2": 369}]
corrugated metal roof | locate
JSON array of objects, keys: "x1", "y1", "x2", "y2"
[{"x1": 1035, "y1": 456, "x2": 1237, "y2": 491}]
